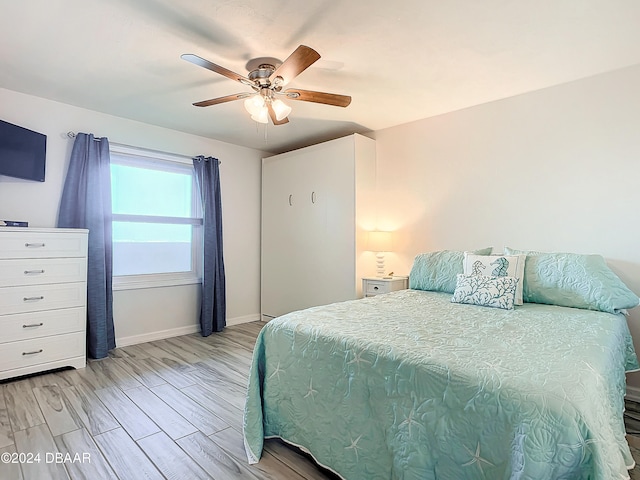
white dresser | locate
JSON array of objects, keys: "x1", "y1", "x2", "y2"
[{"x1": 0, "y1": 227, "x2": 88, "y2": 380}]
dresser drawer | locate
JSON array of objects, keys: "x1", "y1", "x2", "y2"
[
  {"x1": 365, "y1": 280, "x2": 388, "y2": 295},
  {"x1": 0, "y1": 282, "x2": 86, "y2": 315},
  {"x1": 0, "y1": 257, "x2": 87, "y2": 287},
  {"x1": 0, "y1": 230, "x2": 88, "y2": 259},
  {"x1": 0, "y1": 331, "x2": 85, "y2": 373},
  {"x1": 362, "y1": 277, "x2": 409, "y2": 297},
  {"x1": 0, "y1": 307, "x2": 85, "y2": 343}
]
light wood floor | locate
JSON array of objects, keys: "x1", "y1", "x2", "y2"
[
  {"x1": 0, "y1": 321, "x2": 336, "y2": 480},
  {"x1": 1, "y1": 321, "x2": 639, "y2": 480}
]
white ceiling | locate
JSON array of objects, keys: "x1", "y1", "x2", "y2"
[{"x1": 2, "y1": 0, "x2": 640, "y2": 154}]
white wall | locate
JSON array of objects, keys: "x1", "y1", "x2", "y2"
[
  {"x1": 0, "y1": 87, "x2": 263, "y2": 345},
  {"x1": 373, "y1": 64, "x2": 640, "y2": 389}
]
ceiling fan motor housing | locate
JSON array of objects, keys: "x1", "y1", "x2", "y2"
[{"x1": 249, "y1": 64, "x2": 277, "y2": 86}]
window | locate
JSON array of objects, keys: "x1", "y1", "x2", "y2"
[{"x1": 110, "y1": 145, "x2": 202, "y2": 289}]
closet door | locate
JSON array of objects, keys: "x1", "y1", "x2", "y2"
[
  {"x1": 261, "y1": 136, "x2": 358, "y2": 320},
  {"x1": 302, "y1": 138, "x2": 356, "y2": 307},
  {"x1": 262, "y1": 154, "x2": 305, "y2": 319}
]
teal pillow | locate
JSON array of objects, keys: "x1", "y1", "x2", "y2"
[
  {"x1": 409, "y1": 248, "x2": 493, "y2": 293},
  {"x1": 504, "y1": 247, "x2": 639, "y2": 314}
]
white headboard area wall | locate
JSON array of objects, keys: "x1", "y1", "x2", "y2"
[{"x1": 372, "y1": 64, "x2": 640, "y2": 389}]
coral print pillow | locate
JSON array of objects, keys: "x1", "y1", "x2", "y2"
[
  {"x1": 463, "y1": 253, "x2": 526, "y2": 305},
  {"x1": 451, "y1": 274, "x2": 518, "y2": 310}
]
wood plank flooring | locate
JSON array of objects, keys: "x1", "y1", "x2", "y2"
[
  {"x1": 1, "y1": 320, "x2": 639, "y2": 479},
  {"x1": 0, "y1": 321, "x2": 336, "y2": 480}
]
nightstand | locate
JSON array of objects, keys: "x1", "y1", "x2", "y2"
[{"x1": 362, "y1": 276, "x2": 408, "y2": 297}]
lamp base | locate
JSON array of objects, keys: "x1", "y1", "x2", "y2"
[{"x1": 376, "y1": 252, "x2": 386, "y2": 278}]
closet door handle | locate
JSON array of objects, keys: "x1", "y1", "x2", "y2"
[
  {"x1": 288, "y1": 194, "x2": 293, "y2": 206},
  {"x1": 311, "y1": 191, "x2": 316, "y2": 204}
]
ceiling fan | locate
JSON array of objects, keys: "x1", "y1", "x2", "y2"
[{"x1": 181, "y1": 45, "x2": 351, "y2": 125}]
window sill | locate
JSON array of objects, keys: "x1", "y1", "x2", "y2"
[{"x1": 113, "y1": 274, "x2": 201, "y2": 291}]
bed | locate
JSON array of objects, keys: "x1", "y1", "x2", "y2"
[{"x1": 244, "y1": 249, "x2": 640, "y2": 479}]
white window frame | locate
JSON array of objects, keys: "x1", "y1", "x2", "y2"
[{"x1": 109, "y1": 144, "x2": 202, "y2": 291}]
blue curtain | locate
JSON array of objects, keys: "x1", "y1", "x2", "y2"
[
  {"x1": 193, "y1": 155, "x2": 226, "y2": 336},
  {"x1": 58, "y1": 133, "x2": 115, "y2": 359}
]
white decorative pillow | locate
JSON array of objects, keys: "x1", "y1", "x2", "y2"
[
  {"x1": 451, "y1": 274, "x2": 518, "y2": 310},
  {"x1": 463, "y1": 253, "x2": 526, "y2": 305}
]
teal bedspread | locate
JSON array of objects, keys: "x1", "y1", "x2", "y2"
[{"x1": 244, "y1": 290, "x2": 639, "y2": 479}]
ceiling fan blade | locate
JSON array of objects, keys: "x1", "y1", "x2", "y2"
[
  {"x1": 267, "y1": 103, "x2": 289, "y2": 125},
  {"x1": 193, "y1": 93, "x2": 251, "y2": 107},
  {"x1": 269, "y1": 45, "x2": 321, "y2": 86},
  {"x1": 182, "y1": 54, "x2": 254, "y2": 86},
  {"x1": 282, "y1": 88, "x2": 352, "y2": 107}
]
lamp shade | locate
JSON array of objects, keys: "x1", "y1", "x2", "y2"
[
  {"x1": 244, "y1": 95, "x2": 265, "y2": 116},
  {"x1": 271, "y1": 99, "x2": 292, "y2": 121},
  {"x1": 367, "y1": 231, "x2": 393, "y2": 252},
  {"x1": 250, "y1": 107, "x2": 269, "y2": 124}
]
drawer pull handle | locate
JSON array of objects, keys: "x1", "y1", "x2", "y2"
[
  {"x1": 25, "y1": 242, "x2": 46, "y2": 248},
  {"x1": 23, "y1": 323, "x2": 44, "y2": 328},
  {"x1": 22, "y1": 349, "x2": 43, "y2": 356},
  {"x1": 373, "y1": 286, "x2": 379, "y2": 290},
  {"x1": 24, "y1": 269, "x2": 45, "y2": 275},
  {"x1": 23, "y1": 296, "x2": 44, "y2": 302},
  {"x1": 288, "y1": 194, "x2": 293, "y2": 206}
]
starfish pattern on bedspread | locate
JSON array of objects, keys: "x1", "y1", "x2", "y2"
[{"x1": 462, "y1": 442, "x2": 495, "y2": 476}]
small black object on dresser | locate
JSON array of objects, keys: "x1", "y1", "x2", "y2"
[{"x1": 0, "y1": 220, "x2": 28, "y2": 227}]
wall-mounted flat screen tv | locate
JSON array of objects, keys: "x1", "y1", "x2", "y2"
[{"x1": 0, "y1": 119, "x2": 46, "y2": 182}]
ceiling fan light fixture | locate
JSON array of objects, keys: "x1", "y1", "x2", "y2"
[
  {"x1": 251, "y1": 107, "x2": 269, "y2": 124},
  {"x1": 271, "y1": 99, "x2": 292, "y2": 121},
  {"x1": 244, "y1": 95, "x2": 265, "y2": 116}
]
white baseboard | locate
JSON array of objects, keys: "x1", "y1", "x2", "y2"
[
  {"x1": 227, "y1": 314, "x2": 261, "y2": 326},
  {"x1": 628, "y1": 385, "x2": 640, "y2": 403},
  {"x1": 116, "y1": 325, "x2": 200, "y2": 348},
  {"x1": 115, "y1": 313, "x2": 261, "y2": 347}
]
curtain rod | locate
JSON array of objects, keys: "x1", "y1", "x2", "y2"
[{"x1": 66, "y1": 131, "x2": 220, "y2": 164}]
